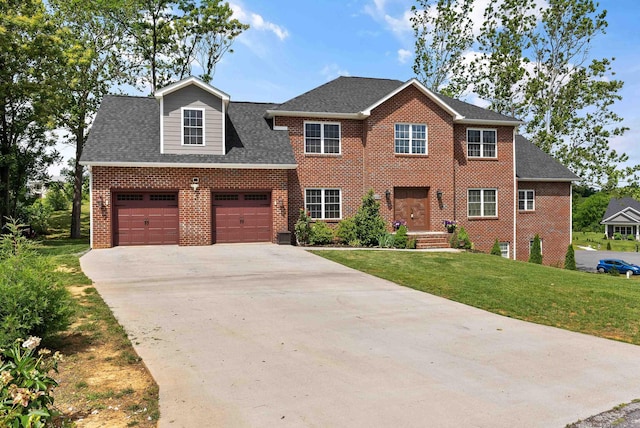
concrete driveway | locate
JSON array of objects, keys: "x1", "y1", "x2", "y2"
[{"x1": 80, "y1": 245, "x2": 640, "y2": 427}]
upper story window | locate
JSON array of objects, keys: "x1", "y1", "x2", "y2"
[
  {"x1": 467, "y1": 129, "x2": 496, "y2": 158},
  {"x1": 518, "y1": 190, "x2": 535, "y2": 211},
  {"x1": 182, "y1": 108, "x2": 204, "y2": 145},
  {"x1": 305, "y1": 188, "x2": 341, "y2": 220},
  {"x1": 305, "y1": 122, "x2": 341, "y2": 154},
  {"x1": 395, "y1": 124, "x2": 427, "y2": 154},
  {"x1": 468, "y1": 188, "x2": 497, "y2": 217}
]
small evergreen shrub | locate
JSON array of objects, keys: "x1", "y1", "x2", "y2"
[
  {"x1": 529, "y1": 234, "x2": 543, "y2": 264},
  {"x1": 354, "y1": 190, "x2": 386, "y2": 247},
  {"x1": 609, "y1": 267, "x2": 620, "y2": 276},
  {"x1": 457, "y1": 227, "x2": 472, "y2": 249},
  {"x1": 294, "y1": 209, "x2": 312, "y2": 246},
  {"x1": 564, "y1": 244, "x2": 576, "y2": 270},
  {"x1": 606, "y1": 241, "x2": 612, "y2": 250},
  {"x1": 490, "y1": 239, "x2": 502, "y2": 256},
  {"x1": 336, "y1": 217, "x2": 357, "y2": 245},
  {"x1": 309, "y1": 222, "x2": 334, "y2": 246},
  {"x1": 393, "y1": 225, "x2": 408, "y2": 249}
]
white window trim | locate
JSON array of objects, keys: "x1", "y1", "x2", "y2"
[
  {"x1": 518, "y1": 189, "x2": 535, "y2": 211},
  {"x1": 394, "y1": 123, "x2": 428, "y2": 155},
  {"x1": 499, "y1": 242, "x2": 510, "y2": 259},
  {"x1": 181, "y1": 107, "x2": 206, "y2": 146},
  {"x1": 467, "y1": 188, "x2": 498, "y2": 218},
  {"x1": 304, "y1": 188, "x2": 342, "y2": 220},
  {"x1": 529, "y1": 238, "x2": 543, "y2": 255},
  {"x1": 304, "y1": 121, "x2": 342, "y2": 155},
  {"x1": 467, "y1": 128, "x2": 497, "y2": 159}
]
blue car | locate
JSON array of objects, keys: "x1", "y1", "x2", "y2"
[{"x1": 596, "y1": 259, "x2": 640, "y2": 274}]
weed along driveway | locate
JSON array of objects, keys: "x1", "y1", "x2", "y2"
[{"x1": 81, "y1": 245, "x2": 640, "y2": 428}]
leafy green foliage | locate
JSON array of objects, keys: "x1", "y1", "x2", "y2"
[
  {"x1": 309, "y1": 222, "x2": 334, "y2": 246},
  {"x1": 354, "y1": 190, "x2": 386, "y2": 247},
  {"x1": 0, "y1": 221, "x2": 73, "y2": 346},
  {"x1": 573, "y1": 191, "x2": 610, "y2": 232},
  {"x1": 564, "y1": 245, "x2": 576, "y2": 270},
  {"x1": 406, "y1": 238, "x2": 417, "y2": 250},
  {"x1": 606, "y1": 241, "x2": 611, "y2": 251},
  {"x1": 336, "y1": 217, "x2": 358, "y2": 245},
  {"x1": 457, "y1": 227, "x2": 472, "y2": 249},
  {"x1": 0, "y1": 337, "x2": 62, "y2": 427},
  {"x1": 294, "y1": 209, "x2": 312, "y2": 246},
  {"x1": 449, "y1": 229, "x2": 459, "y2": 248},
  {"x1": 529, "y1": 234, "x2": 543, "y2": 264},
  {"x1": 377, "y1": 232, "x2": 395, "y2": 248},
  {"x1": 44, "y1": 187, "x2": 69, "y2": 211},
  {"x1": 491, "y1": 239, "x2": 502, "y2": 256},
  {"x1": 26, "y1": 200, "x2": 52, "y2": 235},
  {"x1": 393, "y1": 225, "x2": 408, "y2": 249}
]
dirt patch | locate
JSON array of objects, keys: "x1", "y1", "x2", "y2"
[{"x1": 52, "y1": 285, "x2": 159, "y2": 427}]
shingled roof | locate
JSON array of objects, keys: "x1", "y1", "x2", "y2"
[
  {"x1": 515, "y1": 135, "x2": 579, "y2": 181},
  {"x1": 270, "y1": 76, "x2": 522, "y2": 124},
  {"x1": 81, "y1": 95, "x2": 296, "y2": 167},
  {"x1": 602, "y1": 197, "x2": 640, "y2": 223}
]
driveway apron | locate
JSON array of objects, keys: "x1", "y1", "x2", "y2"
[{"x1": 80, "y1": 245, "x2": 640, "y2": 427}]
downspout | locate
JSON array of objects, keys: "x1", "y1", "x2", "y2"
[
  {"x1": 453, "y1": 158, "x2": 457, "y2": 221},
  {"x1": 512, "y1": 129, "x2": 517, "y2": 260},
  {"x1": 569, "y1": 183, "x2": 573, "y2": 245},
  {"x1": 88, "y1": 166, "x2": 93, "y2": 249}
]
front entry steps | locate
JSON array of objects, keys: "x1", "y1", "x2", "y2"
[{"x1": 409, "y1": 232, "x2": 451, "y2": 249}]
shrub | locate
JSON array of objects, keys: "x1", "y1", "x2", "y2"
[
  {"x1": 336, "y1": 217, "x2": 357, "y2": 245},
  {"x1": 564, "y1": 244, "x2": 576, "y2": 270},
  {"x1": 354, "y1": 190, "x2": 386, "y2": 247},
  {"x1": 44, "y1": 186, "x2": 68, "y2": 211},
  {"x1": 26, "y1": 199, "x2": 52, "y2": 235},
  {"x1": 628, "y1": 234, "x2": 635, "y2": 241},
  {"x1": 377, "y1": 232, "x2": 394, "y2": 248},
  {"x1": 0, "y1": 221, "x2": 73, "y2": 346},
  {"x1": 613, "y1": 232, "x2": 622, "y2": 240},
  {"x1": 348, "y1": 238, "x2": 361, "y2": 247},
  {"x1": 457, "y1": 227, "x2": 472, "y2": 249},
  {"x1": 309, "y1": 222, "x2": 334, "y2": 246},
  {"x1": 0, "y1": 337, "x2": 62, "y2": 427},
  {"x1": 294, "y1": 209, "x2": 312, "y2": 246},
  {"x1": 393, "y1": 225, "x2": 408, "y2": 249},
  {"x1": 529, "y1": 234, "x2": 543, "y2": 264},
  {"x1": 606, "y1": 241, "x2": 612, "y2": 251},
  {"x1": 609, "y1": 267, "x2": 620, "y2": 276},
  {"x1": 406, "y1": 238, "x2": 417, "y2": 249},
  {"x1": 490, "y1": 239, "x2": 502, "y2": 256}
]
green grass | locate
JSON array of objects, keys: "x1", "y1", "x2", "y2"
[
  {"x1": 573, "y1": 231, "x2": 640, "y2": 252},
  {"x1": 312, "y1": 250, "x2": 640, "y2": 345}
]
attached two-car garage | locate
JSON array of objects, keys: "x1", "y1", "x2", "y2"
[{"x1": 113, "y1": 191, "x2": 272, "y2": 246}]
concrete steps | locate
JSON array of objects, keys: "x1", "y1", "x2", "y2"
[{"x1": 411, "y1": 232, "x2": 451, "y2": 249}]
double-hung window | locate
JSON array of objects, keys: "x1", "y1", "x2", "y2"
[
  {"x1": 183, "y1": 108, "x2": 204, "y2": 145},
  {"x1": 305, "y1": 189, "x2": 341, "y2": 220},
  {"x1": 394, "y1": 124, "x2": 427, "y2": 154},
  {"x1": 305, "y1": 122, "x2": 341, "y2": 154},
  {"x1": 499, "y1": 242, "x2": 510, "y2": 259},
  {"x1": 468, "y1": 189, "x2": 497, "y2": 217},
  {"x1": 518, "y1": 190, "x2": 535, "y2": 211},
  {"x1": 467, "y1": 129, "x2": 496, "y2": 158}
]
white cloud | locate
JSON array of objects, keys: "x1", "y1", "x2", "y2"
[
  {"x1": 397, "y1": 48, "x2": 412, "y2": 64},
  {"x1": 230, "y1": 3, "x2": 289, "y2": 41},
  {"x1": 364, "y1": 1, "x2": 413, "y2": 40},
  {"x1": 321, "y1": 64, "x2": 350, "y2": 81}
]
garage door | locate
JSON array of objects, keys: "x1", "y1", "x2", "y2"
[
  {"x1": 212, "y1": 192, "x2": 271, "y2": 243},
  {"x1": 114, "y1": 192, "x2": 179, "y2": 246}
]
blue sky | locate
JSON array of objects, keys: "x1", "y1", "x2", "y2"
[{"x1": 54, "y1": 0, "x2": 640, "y2": 178}]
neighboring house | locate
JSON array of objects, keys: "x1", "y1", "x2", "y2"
[
  {"x1": 26, "y1": 175, "x2": 66, "y2": 199},
  {"x1": 601, "y1": 197, "x2": 640, "y2": 240},
  {"x1": 80, "y1": 76, "x2": 578, "y2": 265}
]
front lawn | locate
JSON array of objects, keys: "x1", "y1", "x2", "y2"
[
  {"x1": 573, "y1": 231, "x2": 640, "y2": 252},
  {"x1": 313, "y1": 250, "x2": 640, "y2": 345}
]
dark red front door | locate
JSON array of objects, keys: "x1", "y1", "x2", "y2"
[
  {"x1": 394, "y1": 187, "x2": 429, "y2": 231},
  {"x1": 212, "y1": 193, "x2": 271, "y2": 243},
  {"x1": 114, "y1": 193, "x2": 179, "y2": 246}
]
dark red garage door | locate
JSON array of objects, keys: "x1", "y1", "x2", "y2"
[
  {"x1": 114, "y1": 192, "x2": 179, "y2": 246},
  {"x1": 212, "y1": 192, "x2": 271, "y2": 243}
]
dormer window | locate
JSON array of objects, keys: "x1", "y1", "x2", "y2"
[{"x1": 182, "y1": 108, "x2": 205, "y2": 145}]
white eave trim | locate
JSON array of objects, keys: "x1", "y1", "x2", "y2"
[
  {"x1": 80, "y1": 161, "x2": 297, "y2": 170},
  {"x1": 265, "y1": 110, "x2": 364, "y2": 120},
  {"x1": 154, "y1": 76, "x2": 230, "y2": 105},
  {"x1": 455, "y1": 118, "x2": 525, "y2": 126},
  {"x1": 517, "y1": 177, "x2": 577, "y2": 182},
  {"x1": 602, "y1": 207, "x2": 640, "y2": 224}
]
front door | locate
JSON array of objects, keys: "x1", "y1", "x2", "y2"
[{"x1": 394, "y1": 187, "x2": 429, "y2": 231}]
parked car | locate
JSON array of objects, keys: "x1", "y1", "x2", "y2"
[{"x1": 596, "y1": 259, "x2": 640, "y2": 274}]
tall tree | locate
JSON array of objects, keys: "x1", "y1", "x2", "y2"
[
  {"x1": 410, "y1": 0, "x2": 474, "y2": 97},
  {"x1": 0, "y1": 0, "x2": 64, "y2": 222},
  {"x1": 50, "y1": 0, "x2": 130, "y2": 238},
  {"x1": 116, "y1": 0, "x2": 248, "y2": 93}
]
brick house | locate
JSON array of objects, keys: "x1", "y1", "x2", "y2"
[{"x1": 81, "y1": 76, "x2": 578, "y2": 265}]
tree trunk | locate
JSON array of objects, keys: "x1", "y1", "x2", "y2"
[{"x1": 70, "y1": 124, "x2": 85, "y2": 238}]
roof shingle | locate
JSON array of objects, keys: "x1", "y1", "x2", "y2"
[{"x1": 515, "y1": 135, "x2": 579, "y2": 181}]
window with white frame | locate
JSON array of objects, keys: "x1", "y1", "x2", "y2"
[
  {"x1": 468, "y1": 189, "x2": 497, "y2": 217},
  {"x1": 305, "y1": 189, "x2": 341, "y2": 220},
  {"x1": 518, "y1": 190, "x2": 535, "y2": 211},
  {"x1": 304, "y1": 122, "x2": 341, "y2": 154},
  {"x1": 183, "y1": 108, "x2": 204, "y2": 145},
  {"x1": 394, "y1": 124, "x2": 427, "y2": 154},
  {"x1": 467, "y1": 129, "x2": 497, "y2": 158},
  {"x1": 529, "y1": 238, "x2": 543, "y2": 255},
  {"x1": 499, "y1": 242, "x2": 510, "y2": 259},
  {"x1": 614, "y1": 226, "x2": 634, "y2": 236}
]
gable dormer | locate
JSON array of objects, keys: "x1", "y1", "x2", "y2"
[{"x1": 154, "y1": 77, "x2": 230, "y2": 155}]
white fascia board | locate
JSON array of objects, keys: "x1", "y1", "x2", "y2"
[
  {"x1": 455, "y1": 118, "x2": 525, "y2": 126},
  {"x1": 154, "y1": 76, "x2": 230, "y2": 105},
  {"x1": 516, "y1": 177, "x2": 577, "y2": 182},
  {"x1": 80, "y1": 161, "x2": 298, "y2": 170},
  {"x1": 265, "y1": 110, "x2": 365, "y2": 120},
  {"x1": 602, "y1": 207, "x2": 640, "y2": 224},
  {"x1": 361, "y1": 78, "x2": 464, "y2": 120}
]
